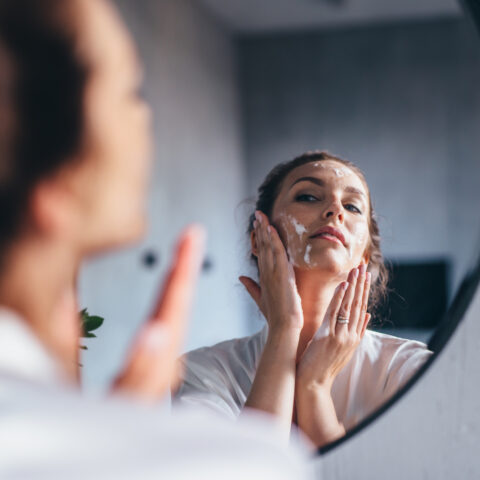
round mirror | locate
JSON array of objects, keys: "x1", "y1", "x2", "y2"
[{"x1": 82, "y1": 0, "x2": 480, "y2": 454}]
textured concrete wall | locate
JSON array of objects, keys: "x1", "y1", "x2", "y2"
[
  {"x1": 79, "y1": 0, "x2": 249, "y2": 390},
  {"x1": 239, "y1": 18, "x2": 480, "y2": 300}
]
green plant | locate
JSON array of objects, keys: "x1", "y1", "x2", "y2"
[{"x1": 80, "y1": 308, "x2": 104, "y2": 350}]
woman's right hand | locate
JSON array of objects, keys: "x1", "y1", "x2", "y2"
[{"x1": 239, "y1": 210, "x2": 303, "y2": 334}]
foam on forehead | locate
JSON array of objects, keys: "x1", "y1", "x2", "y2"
[{"x1": 312, "y1": 160, "x2": 354, "y2": 178}]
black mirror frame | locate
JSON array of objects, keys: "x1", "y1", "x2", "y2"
[{"x1": 317, "y1": 0, "x2": 480, "y2": 455}]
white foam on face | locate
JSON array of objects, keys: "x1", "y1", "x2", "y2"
[
  {"x1": 277, "y1": 213, "x2": 308, "y2": 267},
  {"x1": 304, "y1": 244, "x2": 312, "y2": 265},
  {"x1": 289, "y1": 216, "x2": 307, "y2": 236}
]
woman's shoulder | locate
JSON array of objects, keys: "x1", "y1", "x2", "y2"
[
  {"x1": 358, "y1": 329, "x2": 433, "y2": 391},
  {"x1": 180, "y1": 327, "x2": 267, "y2": 374},
  {"x1": 362, "y1": 329, "x2": 431, "y2": 358}
]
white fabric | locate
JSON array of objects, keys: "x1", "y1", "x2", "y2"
[
  {"x1": 175, "y1": 326, "x2": 433, "y2": 430},
  {"x1": 0, "y1": 309, "x2": 313, "y2": 479}
]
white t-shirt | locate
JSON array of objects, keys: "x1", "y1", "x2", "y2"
[
  {"x1": 0, "y1": 309, "x2": 313, "y2": 480},
  {"x1": 174, "y1": 326, "x2": 432, "y2": 430}
]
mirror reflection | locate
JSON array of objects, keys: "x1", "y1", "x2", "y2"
[
  {"x1": 163, "y1": 0, "x2": 480, "y2": 447},
  {"x1": 3, "y1": 0, "x2": 480, "y2": 474}
]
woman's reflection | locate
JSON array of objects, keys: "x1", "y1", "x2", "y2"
[{"x1": 175, "y1": 151, "x2": 432, "y2": 447}]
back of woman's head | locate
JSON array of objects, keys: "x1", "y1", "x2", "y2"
[{"x1": 0, "y1": 0, "x2": 87, "y2": 254}]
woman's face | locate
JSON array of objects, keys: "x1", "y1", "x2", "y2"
[
  {"x1": 65, "y1": 0, "x2": 152, "y2": 252},
  {"x1": 270, "y1": 160, "x2": 370, "y2": 278}
]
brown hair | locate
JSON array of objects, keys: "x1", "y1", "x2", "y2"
[
  {"x1": 247, "y1": 150, "x2": 389, "y2": 315},
  {"x1": 0, "y1": 0, "x2": 88, "y2": 257}
]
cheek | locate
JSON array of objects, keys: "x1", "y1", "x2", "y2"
[
  {"x1": 275, "y1": 213, "x2": 308, "y2": 266},
  {"x1": 351, "y1": 221, "x2": 369, "y2": 257}
]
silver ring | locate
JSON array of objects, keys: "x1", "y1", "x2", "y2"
[{"x1": 337, "y1": 316, "x2": 349, "y2": 324}]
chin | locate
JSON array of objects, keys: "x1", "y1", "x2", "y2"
[
  {"x1": 297, "y1": 247, "x2": 348, "y2": 275},
  {"x1": 117, "y1": 216, "x2": 148, "y2": 245},
  {"x1": 86, "y1": 216, "x2": 147, "y2": 254}
]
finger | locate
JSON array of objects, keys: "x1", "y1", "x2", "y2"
[
  {"x1": 255, "y1": 212, "x2": 274, "y2": 275},
  {"x1": 357, "y1": 272, "x2": 372, "y2": 335},
  {"x1": 336, "y1": 268, "x2": 359, "y2": 331},
  {"x1": 239, "y1": 276, "x2": 262, "y2": 310},
  {"x1": 114, "y1": 226, "x2": 206, "y2": 401},
  {"x1": 349, "y1": 264, "x2": 367, "y2": 333},
  {"x1": 267, "y1": 224, "x2": 289, "y2": 270},
  {"x1": 327, "y1": 281, "x2": 349, "y2": 335},
  {"x1": 361, "y1": 313, "x2": 371, "y2": 337},
  {"x1": 150, "y1": 225, "x2": 206, "y2": 329},
  {"x1": 112, "y1": 322, "x2": 172, "y2": 397}
]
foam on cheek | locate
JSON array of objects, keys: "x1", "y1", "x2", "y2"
[
  {"x1": 291, "y1": 217, "x2": 307, "y2": 235},
  {"x1": 278, "y1": 214, "x2": 308, "y2": 267},
  {"x1": 304, "y1": 244, "x2": 312, "y2": 265}
]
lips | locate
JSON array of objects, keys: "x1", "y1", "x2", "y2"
[{"x1": 310, "y1": 226, "x2": 346, "y2": 246}]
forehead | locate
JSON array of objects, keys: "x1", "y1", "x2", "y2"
[{"x1": 279, "y1": 160, "x2": 368, "y2": 196}]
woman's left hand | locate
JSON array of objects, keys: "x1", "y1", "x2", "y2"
[
  {"x1": 296, "y1": 265, "x2": 371, "y2": 391},
  {"x1": 294, "y1": 265, "x2": 371, "y2": 446}
]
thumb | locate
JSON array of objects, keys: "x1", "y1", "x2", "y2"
[{"x1": 239, "y1": 276, "x2": 263, "y2": 312}]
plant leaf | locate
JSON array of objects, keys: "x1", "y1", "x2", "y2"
[{"x1": 83, "y1": 316, "x2": 104, "y2": 333}]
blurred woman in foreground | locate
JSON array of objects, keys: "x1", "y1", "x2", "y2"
[{"x1": 0, "y1": 0, "x2": 311, "y2": 477}]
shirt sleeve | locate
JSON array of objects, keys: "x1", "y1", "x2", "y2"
[
  {"x1": 173, "y1": 352, "x2": 241, "y2": 420},
  {"x1": 383, "y1": 340, "x2": 433, "y2": 400}
]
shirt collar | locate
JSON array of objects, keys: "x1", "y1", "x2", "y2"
[{"x1": 0, "y1": 308, "x2": 68, "y2": 386}]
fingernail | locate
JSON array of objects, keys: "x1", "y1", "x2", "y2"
[
  {"x1": 343, "y1": 281, "x2": 349, "y2": 290},
  {"x1": 253, "y1": 220, "x2": 258, "y2": 229},
  {"x1": 366, "y1": 272, "x2": 371, "y2": 282},
  {"x1": 353, "y1": 268, "x2": 359, "y2": 278},
  {"x1": 267, "y1": 225, "x2": 272, "y2": 236},
  {"x1": 360, "y1": 264, "x2": 366, "y2": 275},
  {"x1": 255, "y1": 211, "x2": 261, "y2": 223}
]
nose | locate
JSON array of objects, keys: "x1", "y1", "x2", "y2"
[{"x1": 323, "y1": 197, "x2": 344, "y2": 223}]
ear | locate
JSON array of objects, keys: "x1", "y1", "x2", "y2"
[
  {"x1": 30, "y1": 178, "x2": 77, "y2": 239},
  {"x1": 250, "y1": 229, "x2": 259, "y2": 258}
]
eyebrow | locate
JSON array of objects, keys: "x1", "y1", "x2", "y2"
[{"x1": 290, "y1": 176, "x2": 366, "y2": 198}]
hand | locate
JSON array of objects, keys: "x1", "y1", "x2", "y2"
[
  {"x1": 239, "y1": 210, "x2": 303, "y2": 333},
  {"x1": 111, "y1": 225, "x2": 206, "y2": 402},
  {"x1": 296, "y1": 265, "x2": 372, "y2": 391}
]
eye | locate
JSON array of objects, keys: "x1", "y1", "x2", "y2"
[
  {"x1": 295, "y1": 193, "x2": 318, "y2": 202},
  {"x1": 345, "y1": 203, "x2": 362, "y2": 214}
]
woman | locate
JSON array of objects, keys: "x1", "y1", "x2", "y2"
[
  {"x1": 175, "y1": 151, "x2": 432, "y2": 447},
  {"x1": 0, "y1": 1, "x2": 311, "y2": 477}
]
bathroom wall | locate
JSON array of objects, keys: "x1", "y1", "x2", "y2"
[{"x1": 238, "y1": 18, "x2": 480, "y2": 310}]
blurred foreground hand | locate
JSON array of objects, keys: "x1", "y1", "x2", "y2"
[{"x1": 111, "y1": 225, "x2": 206, "y2": 402}]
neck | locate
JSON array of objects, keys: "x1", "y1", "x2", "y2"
[
  {"x1": 295, "y1": 269, "x2": 344, "y2": 360},
  {"x1": 0, "y1": 236, "x2": 81, "y2": 382}
]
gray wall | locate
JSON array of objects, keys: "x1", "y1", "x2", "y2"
[
  {"x1": 239, "y1": 18, "x2": 480, "y2": 301},
  {"x1": 79, "y1": 0, "x2": 250, "y2": 390}
]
